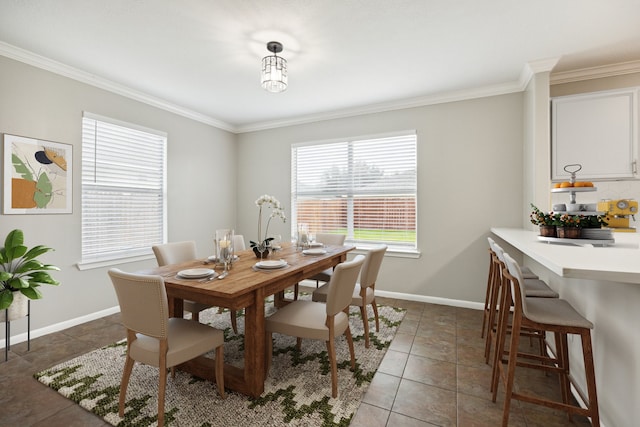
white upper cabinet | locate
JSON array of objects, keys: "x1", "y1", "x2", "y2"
[{"x1": 551, "y1": 88, "x2": 637, "y2": 180}]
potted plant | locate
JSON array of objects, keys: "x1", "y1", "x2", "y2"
[
  {"x1": 530, "y1": 204, "x2": 559, "y2": 237},
  {"x1": 556, "y1": 214, "x2": 583, "y2": 239},
  {"x1": 250, "y1": 194, "x2": 287, "y2": 258},
  {"x1": 0, "y1": 229, "x2": 60, "y2": 322}
]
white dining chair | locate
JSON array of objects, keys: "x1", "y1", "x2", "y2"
[
  {"x1": 108, "y1": 269, "x2": 225, "y2": 426},
  {"x1": 266, "y1": 255, "x2": 365, "y2": 398},
  {"x1": 312, "y1": 245, "x2": 386, "y2": 348},
  {"x1": 308, "y1": 233, "x2": 347, "y2": 288},
  {"x1": 152, "y1": 241, "x2": 238, "y2": 333}
]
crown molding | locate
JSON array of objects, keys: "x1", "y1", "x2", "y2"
[
  {"x1": 518, "y1": 57, "x2": 561, "y2": 89},
  {"x1": 236, "y1": 80, "x2": 525, "y2": 133},
  {"x1": 0, "y1": 41, "x2": 237, "y2": 133},
  {"x1": 550, "y1": 60, "x2": 640, "y2": 85}
]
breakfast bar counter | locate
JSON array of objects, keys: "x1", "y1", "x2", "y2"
[
  {"x1": 491, "y1": 227, "x2": 640, "y2": 284},
  {"x1": 490, "y1": 227, "x2": 640, "y2": 427}
]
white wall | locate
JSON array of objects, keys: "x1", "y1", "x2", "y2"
[
  {"x1": 236, "y1": 94, "x2": 525, "y2": 302},
  {"x1": 0, "y1": 56, "x2": 236, "y2": 335}
]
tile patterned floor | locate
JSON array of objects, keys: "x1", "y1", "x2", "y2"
[{"x1": 0, "y1": 292, "x2": 594, "y2": 426}]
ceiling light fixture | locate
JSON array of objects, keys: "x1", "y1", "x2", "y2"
[{"x1": 261, "y1": 41, "x2": 288, "y2": 93}]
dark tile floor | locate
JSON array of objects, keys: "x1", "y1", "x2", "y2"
[{"x1": 0, "y1": 291, "x2": 593, "y2": 426}]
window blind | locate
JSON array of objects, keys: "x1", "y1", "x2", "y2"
[
  {"x1": 81, "y1": 113, "x2": 167, "y2": 263},
  {"x1": 292, "y1": 132, "x2": 417, "y2": 251}
]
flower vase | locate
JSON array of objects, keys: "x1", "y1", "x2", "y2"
[{"x1": 539, "y1": 225, "x2": 556, "y2": 237}]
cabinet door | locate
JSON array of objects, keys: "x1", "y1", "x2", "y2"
[{"x1": 551, "y1": 89, "x2": 636, "y2": 180}]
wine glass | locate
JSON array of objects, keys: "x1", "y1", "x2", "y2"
[{"x1": 256, "y1": 241, "x2": 267, "y2": 259}]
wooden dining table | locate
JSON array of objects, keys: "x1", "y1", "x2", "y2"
[{"x1": 136, "y1": 242, "x2": 354, "y2": 397}]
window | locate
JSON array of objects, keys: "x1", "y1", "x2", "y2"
[
  {"x1": 291, "y1": 132, "x2": 417, "y2": 252},
  {"x1": 80, "y1": 112, "x2": 166, "y2": 267}
]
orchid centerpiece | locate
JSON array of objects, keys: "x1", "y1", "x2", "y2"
[{"x1": 250, "y1": 194, "x2": 286, "y2": 257}]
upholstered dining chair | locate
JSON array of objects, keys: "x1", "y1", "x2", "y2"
[
  {"x1": 233, "y1": 234, "x2": 246, "y2": 251},
  {"x1": 308, "y1": 233, "x2": 347, "y2": 287},
  {"x1": 312, "y1": 245, "x2": 387, "y2": 348},
  {"x1": 286, "y1": 233, "x2": 347, "y2": 302},
  {"x1": 152, "y1": 241, "x2": 238, "y2": 333},
  {"x1": 266, "y1": 254, "x2": 365, "y2": 398},
  {"x1": 108, "y1": 269, "x2": 225, "y2": 426}
]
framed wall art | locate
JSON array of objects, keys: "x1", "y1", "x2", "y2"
[{"x1": 3, "y1": 134, "x2": 73, "y2": 214}]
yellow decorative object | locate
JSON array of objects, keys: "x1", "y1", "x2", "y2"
[{"x1": 597, "y1": 199, "x2": 637, "y2": 232}]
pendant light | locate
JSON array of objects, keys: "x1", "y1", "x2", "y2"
[{"x1": 261, "y1": 41, "x2": 288, "y2": 93}]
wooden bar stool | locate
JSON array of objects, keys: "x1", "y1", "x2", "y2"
[
  {"x1": 483, "y1": 238, "x2": 539, "y2": 338},
  {"x1": 493, "y1": 253, "x2": 599, "y2": 427},
  {"x1": 484, "y1": 241, "x2": 558, "y2": 363}
]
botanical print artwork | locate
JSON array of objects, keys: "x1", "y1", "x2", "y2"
[{"x1": 3, "y1": 134, "x2": 72, "y2": 214}]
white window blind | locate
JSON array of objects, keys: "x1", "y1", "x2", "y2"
[
  {"x1": 292, "y1": 132, "x2": 417, "y2": 251},
  {"x1": 81, "y1": 113, "x2": 167, "y2": 264}
]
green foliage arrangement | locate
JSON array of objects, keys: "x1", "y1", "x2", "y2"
[{"x1": 0, "y1": 229, "x2": 60, "y2": 310}]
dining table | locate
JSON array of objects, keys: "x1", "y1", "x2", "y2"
[{"x1": 136, "y1": 242, "x2": 354, "y2": 397}]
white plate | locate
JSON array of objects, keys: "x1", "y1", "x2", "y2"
[
  {"x1": 255, "y1": 260, "x2": 288, "y2": 269},
  {"x1": 177, "y1": 268, "x2": 215, "y2": 279},
  {"x1": 309, "y1": 242, "x2": 324, "y2": 247},
  {"x1": 303, "y1": 248, "x2": 327, "y2": 255}
]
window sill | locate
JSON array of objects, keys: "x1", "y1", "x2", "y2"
[
  {"x1": 349, "y1": 245, "x2": 421, "y2": 259},
  {"x1": 77, "y1": 253, "x2": 156, "y2": 271}
]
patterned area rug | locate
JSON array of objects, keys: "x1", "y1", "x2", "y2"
[{"x1": 35, "y1": 294, "x2": 405, "y2": 426}]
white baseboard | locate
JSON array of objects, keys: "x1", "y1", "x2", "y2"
[{"x1": 1, "y1": 306, "x2": 120, "y2": 348}]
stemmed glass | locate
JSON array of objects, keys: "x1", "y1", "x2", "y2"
[{"x1": 256, "y1": 240, "x2": 267, "y2": 260}]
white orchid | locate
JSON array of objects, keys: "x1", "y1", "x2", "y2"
[{"x1": 253, "y1": 194, "x2": 286, "y2": 248}]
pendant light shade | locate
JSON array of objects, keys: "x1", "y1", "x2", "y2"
[{"x1": 261, "y1": 41, "x2": 288, "y2": 93}]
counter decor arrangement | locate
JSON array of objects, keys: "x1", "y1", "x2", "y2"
[
  {"x1": 556, "y1": 213, "x2": 583, "y2": 238},
  {"x1": 530, "y1": 204, "x2": 560, "y2": 237}
]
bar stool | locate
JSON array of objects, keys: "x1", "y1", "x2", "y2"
[
  {"x1": 493, "y1": 253, "x2": 599, "y2": 427},
  {"x1": 484, "y1": 241, "x2": 559, "y2": 363},
  {"x1": 482, "y1": 238, "x2": 539, "y2": 338}
]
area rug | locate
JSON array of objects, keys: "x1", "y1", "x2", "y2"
[{"x1": 35, "y1": 293, "x2": 406, "y2": 426}]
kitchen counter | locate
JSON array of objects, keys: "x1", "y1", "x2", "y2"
[{"x1": 491, "y1": 227, "x2": 640, "y2": 284}]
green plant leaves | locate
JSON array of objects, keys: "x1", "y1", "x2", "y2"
[{"x1": 11, "y1": 154, "x2": 34, "y2": 181}]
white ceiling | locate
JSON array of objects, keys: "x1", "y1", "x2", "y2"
[{"x1": 1, "y1": 0, "x2": 640, "y2": 133}]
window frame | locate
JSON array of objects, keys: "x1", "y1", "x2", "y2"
[
  {"x1": 78, "y1": 112, "x2": 167, "y2": 270},
  {"x1": 291, "y1": 131, "x2": 418, "y2": 255}
]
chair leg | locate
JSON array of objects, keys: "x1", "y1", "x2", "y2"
[
  {"x1": 119, "y1": 355, "x2": 135, "y2": 417},
  {"x1": 482, "y1": 252, "x2": 495, "y2": 339},
  {"x1": 557, "y1": 332, "x2": 572, "y2": 414},
  {"x1": 215, "y1": 345, "x2": 226, "y2": 398},
  {"x1": 371, "y1": 299, "x2": 380, "y2": 332},
  {"x1": 344, "y1": 325, "x2": 356, "y2": 369},
  {"x1": 293, "y1": 284, "x2": 299, "y2": 300},
  {"x1": 360, "y1": 305, "x2": 370, "y2": 348},
  {"x1": 230, "y1": 311, "x2": 238, "y2": 334},
  {"x1": 581, "y1": 330, "x2": 600, "y2": 427},
  {"x1": 158, "y1": 364, "x2": 167, "y2": 426},
  {"x1": 500, "y1": 304, "x2": 523, "y2": 427},
  {"x1": 326, "y1": 338, "x2": 338, "y2": 398},
  {"x1": 192, "y1": 311, "x2": 200, "y2": 322},
  {"x1": 296, "y1": 337, "x2": 302, "y2": 351}
]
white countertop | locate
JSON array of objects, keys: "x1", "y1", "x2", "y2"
[{"x1": 491, "y1": 227, "x2": 640, "y2": 284}]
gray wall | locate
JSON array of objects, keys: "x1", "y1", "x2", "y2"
[
  {"x1": 1, "y1": 53, "x2": 527, "y2": 337},
  {"x1": 236, "y1": 94, "x2": 525, "y2": 303},
  {"x1": 0, "y1": 56, "x2": 236, "y2": 334}
]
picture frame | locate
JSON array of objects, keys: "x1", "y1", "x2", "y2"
[{"x1": 3, "y1": 134, "x2": 73, "y2": 214}]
